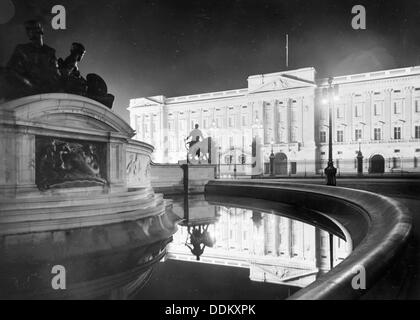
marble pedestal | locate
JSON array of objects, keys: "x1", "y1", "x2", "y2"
[{"x1": 0, "y1": 94, "x2": 167, "y2": 235}]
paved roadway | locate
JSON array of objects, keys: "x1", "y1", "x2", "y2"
[{"x1": 269, "y1": 177, "x2": 420, "y2": 299}]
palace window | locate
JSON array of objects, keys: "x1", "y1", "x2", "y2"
[
  {"x1": 336, "y1": 105, "x2": 344, "y2": 119},
  {"x1": 416, "y1": 126, "x2": 420, "y2": 139},
  {"x1": 242, "y1": 115, "x2": 247, "y2": 126},
  {"x1": 392, "y1": 157, "x2": 401, "y2": 169},
  {"x1": 291, "y1": 128, "x2": 297, "y2": 142},
  {"x1": 354, "y1": 104, "x2": 362, "y2": 117},
  {"x1": 229, "y1": 117, "x2": 234, "y2": 128},
  {"x1": 355, "y1": 129, "x2": 362, "y2": 141},
  {"x1": 415, "y1": 100, "x2": 420, "y2": 113},
  {"x1": 321, "y1": 108, "x2": 327, "y2": 120},
  {"x1": 320, "y1": 131, "x2": 326, "y2": 143},
  {"x1": 291, "y1": 108, "x2": 297, "y2": 122},
  {"x1": 374, "y1": 128, "x2": 382, "y2": 140},
  {"x1": 394, "y1": 127, "x2": 401, "y2": 140},
  {"x1": 374, "y1": 103, "x2": 382, "y2": 116},
  {"x1": 393, "y1": 101, "x2": 402, "y2": 114},
  {"x1": 337, "y1": 130, "x2": 344, "y2": 142},
  {"x1": 225, "y1": 155, "x2": 233, "y2": 164}
]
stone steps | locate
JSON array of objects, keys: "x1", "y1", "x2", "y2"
[
  {"x1": 0, "y1": 188, "x2": 153, "y2": 211},
  {"x1": 0, "y1": 193, "x2": 162, "y2": 223},
  {"x1": 0, "y1": 187, "x2": 168, "y2": 236},
  {"x1": 0, "y1": 196, "x2": 167, "y2": 235}
]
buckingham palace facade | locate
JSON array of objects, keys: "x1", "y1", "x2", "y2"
[{"x1": 128, "y1": 66, "x2": 420, "y2": 176}]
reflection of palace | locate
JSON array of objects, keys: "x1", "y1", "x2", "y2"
[
  {"x1": 129, "y1": 66, "x2": 420, "y2": 175},
  {"x1": 167, "y1": 206, "x2": 351, "y2": 288}
]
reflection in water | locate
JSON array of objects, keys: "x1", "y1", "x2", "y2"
[
  {"x1": 0, "y1": 211, "x2": 179, "y2": 300},
  {"x1": 0, "y1": 194, "x2": 352, "y2": 299},
  {"x1": 185, "y1": 225, "x2": 215, "y2": 261},
  {"x1": 168, "y1": 195, "x2": 352, "y2": 289}
]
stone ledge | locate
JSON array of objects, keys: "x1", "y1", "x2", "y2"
[{"x1": 205, "y1": 179, "x2": 412, "y2": 300}]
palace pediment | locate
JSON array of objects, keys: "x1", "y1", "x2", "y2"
[
  {"x1": 247, "y1": 68, "x2": 316, "y2": 94},
  {"x1": 248, "y1": 74, "x2": 316, "y2": 94}
]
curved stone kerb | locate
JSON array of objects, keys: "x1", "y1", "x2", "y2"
[
  {"x1": 0, "y1": 93, "x2": 135, "y2": 138},
  {"x1": 205, "y1": 180, "x2": 412, "y2": 300}
]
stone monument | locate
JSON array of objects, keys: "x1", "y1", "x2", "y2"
[
  {"x1": 0, "y1": 93, "x2": 167, "y2": 235},
  {"x1": 0, "y1": 20, "x2": 165, "y2": 235}
]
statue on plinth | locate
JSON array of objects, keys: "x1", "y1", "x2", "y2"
[
  {"x1": 185, "y1": 124, "x2": 214, "y2": 164},
  {"x1": 1, "y1": 20, "x2": 61, "y2": 100},
  {"x1": 0, "y1": 20, "x2": 115, "y2": 109},
  {"x1": 58, "y1": 43, "x2": 115, "y2": 109}
]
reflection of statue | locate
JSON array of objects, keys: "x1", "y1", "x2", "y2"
[
  {"x1": 185, "y1": 225, "x2": 215, "y2": 261},
  {"x1": 1, "y1": 20, "x2": 61, "y2": 100},
  {"x1": 58, "y1": 43, "x2": 88, "y2": 96}
]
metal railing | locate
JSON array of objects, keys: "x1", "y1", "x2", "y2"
[{"x1": 216, "y1": 156, "x2": 420, "y2": 179}]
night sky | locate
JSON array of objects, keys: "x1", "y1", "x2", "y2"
[{"x1": 1, "y1": 0, "x2": 420, "y2": 121}]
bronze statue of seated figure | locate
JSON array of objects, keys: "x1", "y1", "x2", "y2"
[
  {"x1": 1, "y1": 20, "x2": 115, "y2": 109},
  {"x1": 58, "y1": 42, "x2": 88, "y2": 96},
  {"x1": 1, "y1": 20, "x2": 61, "y2": 100},
  {"x1": 58, "y1": 43, "x2": 114, "y2": 109}
]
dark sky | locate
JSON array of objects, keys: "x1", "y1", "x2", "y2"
[{"x1": 1, "y1": 0, "x2": 420, "y2": 121}]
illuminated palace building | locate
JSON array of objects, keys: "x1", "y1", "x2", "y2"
[{"x1": 128, "y1": 66, "x2": 420, "y2": 175}]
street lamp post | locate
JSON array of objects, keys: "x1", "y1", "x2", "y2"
[
  {"x1": 269, "y1": 140, "x2": 275, "y2": 176},
  {"x1": 231, "y1": 146, "x2": 237, "y2": 179},
  {"x1": 218, "y1": 146, "x2": 222, "y2": 178},
  {"x1": 357, "y1": 138, "x2": 363, "y2": 176},
  {"x1": 323, "y1": 77, "x2": 338, "y2": 186}
]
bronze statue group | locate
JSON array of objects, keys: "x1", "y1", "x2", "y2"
[{"x1": 0, "y1": 20, "x2": 114, "y2": 109}]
